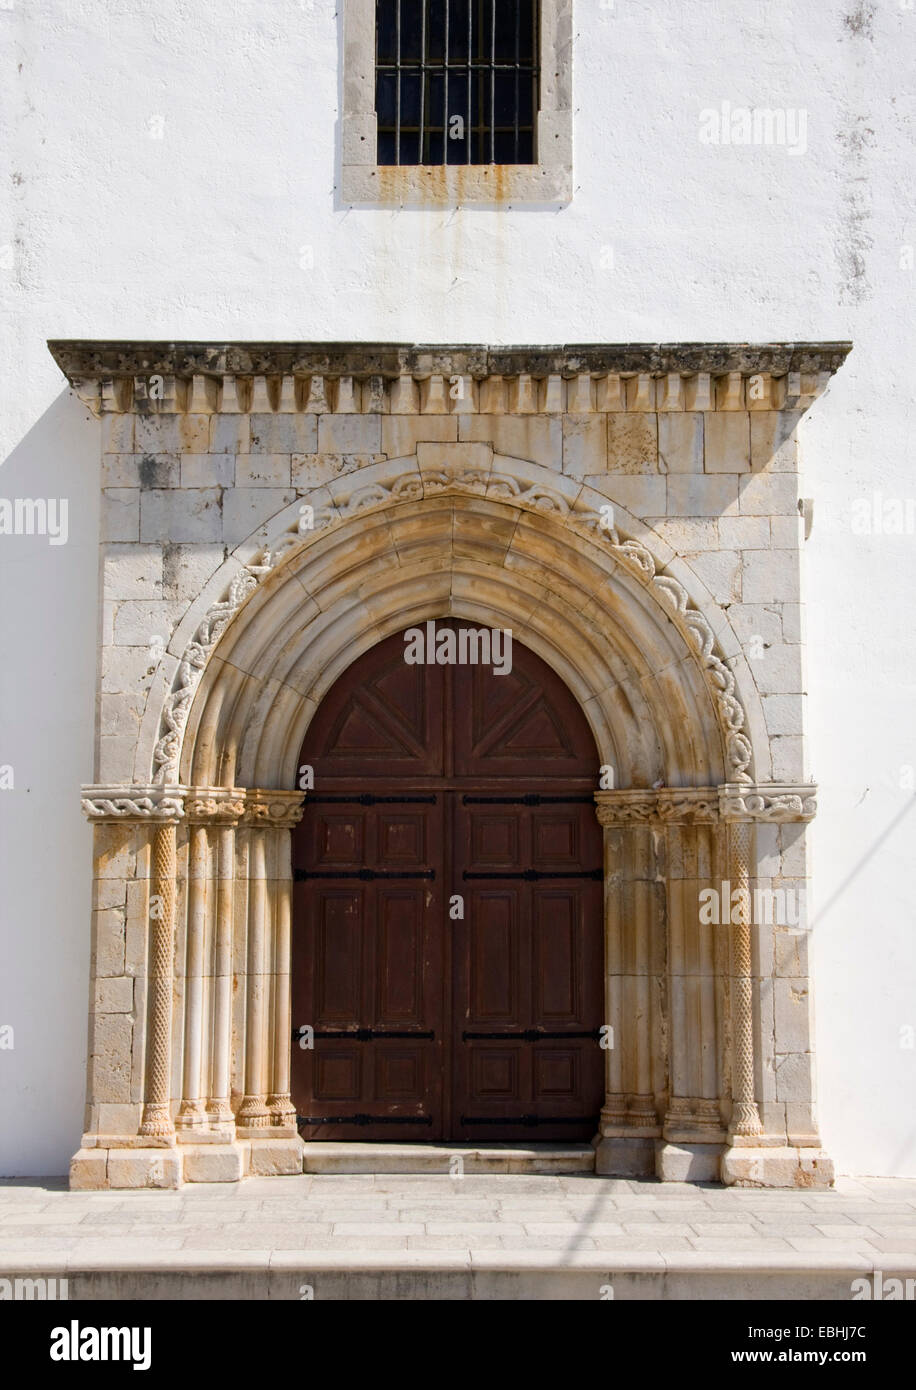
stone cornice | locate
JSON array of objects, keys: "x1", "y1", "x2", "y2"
[
  {"x1": 595, "y1": 784, "x2": 817, "y2": 825},
  {"x1": 48, "y1": 340, "x2": 852, "y2": 416}
]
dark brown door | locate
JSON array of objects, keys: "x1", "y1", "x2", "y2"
[{"x1": 291, "y1": 623, "x2": 604, "y2": 1143}]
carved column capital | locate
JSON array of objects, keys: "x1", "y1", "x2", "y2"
[
  {"x1": 81, "y1": 783, "x2": 186, "y2": 823},
  {"x1": 719, "y1": 782, "x2": 817, "y2": 823},
  {"x1": 594, "y1": 788, "x2": 719, "y2": 826},
  {"x1": 242, "y1": 788, "x2": 306, "y2": 829},
  {"x1": 185, "y1": 786, "x2": 247, "y2": 824}
]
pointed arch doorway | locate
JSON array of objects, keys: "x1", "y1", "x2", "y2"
[{"x1": 291, "y1": 620, "x2": 605, "y2": 1145}]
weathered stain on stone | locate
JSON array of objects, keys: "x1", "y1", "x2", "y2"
[
  {"x1": 835, "y1": 115, "x2": 876, "y2": 306},
  {"x1": 161, "y1": 543, "x2": 183, "y2": 600},
  {"x1": 138, "y1": 454, "x2": 172, "y2": 490}
]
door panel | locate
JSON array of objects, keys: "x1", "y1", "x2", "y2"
[
  {"x1": 453, "y1": 799, "x2": 604, "y2": 1141},
  {"x1": 304, "y1": 637, "x2": 446, "y2": 780},
  {"x1": 454, "y1": 651, "x2": 599, "y2": 779},
  {"x1": 292, "y1": 622, "x2": 604, "y2": 1145},
  {"x1": 291, "y1": 795, "x2": 444, "y2": 1140},
  {"x1": 377, "y1": 887, "x2": 425, "y2": 1022},
  {"x1": 466, "y1": 888, "x2": 520, "y2": 1022}
]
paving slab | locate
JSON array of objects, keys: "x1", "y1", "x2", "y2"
[{"x1": 2, "y1": 1174, "x2": 915, "y2": 1300}]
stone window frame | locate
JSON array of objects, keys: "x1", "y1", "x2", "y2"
[{"x1": 341, "y1": 0, "x2": 573, "y2": 204}]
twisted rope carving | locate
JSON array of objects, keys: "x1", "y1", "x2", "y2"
[
  {"x1": 139, "y1": 822, "x2": 176, "y2": 1138},
  {"x1": 82, "y1": 795, "x2": 184, "y2": 819},
  {"x1": 729, "y1": 820, "x2": 763, "y2": 1137}
]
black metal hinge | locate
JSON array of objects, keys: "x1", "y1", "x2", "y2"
[
  {"x1": 462, "y1": 1029, "x2": 601, "y2": 1042},
  {"x1": 462, "y1": 794, "x2": 594, "y2": 806},
  {"x1": 298, "y1": 1114, "x2": 434, "y2": 1127},
  {"x1": 295, "y1": 868, "x2": 435, "y2": 881},
  {"x1": 462, "y1": 868, "x2": 602, "y2": 881},
  {"x1": 293, "y1": 1027, "x2": 434, "y2": 1042},
  {"x1": 460, "y1": 1115, "x2": 599, "y2": 1127}
]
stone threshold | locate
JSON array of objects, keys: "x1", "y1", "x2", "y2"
[{"x1": 300, "y1": 1143, "x2": 596, "y2": 1175}]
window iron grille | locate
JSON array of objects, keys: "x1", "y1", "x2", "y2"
[{"x1": 375, "y1": 0, "x2": 539, "y2": 166}]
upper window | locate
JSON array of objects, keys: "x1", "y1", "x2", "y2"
[
  {"x1": 340, "y1": 0, "x2": 572, "y2": 204},
  {"x1": 375, "y1": 0, "x2": 539, "y2": 166}
]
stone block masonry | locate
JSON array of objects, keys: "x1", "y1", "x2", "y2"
[{"x1": 49, "y1": 341, "x2": 850, "y2": 1189}]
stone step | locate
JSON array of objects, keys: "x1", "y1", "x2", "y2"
[
  {"x1": 14, "y1": 1251, "x2": 902, "y2": 1302},
  {"x1": 300, "y1": 1142, "x2": 596, "y2": 1176}
]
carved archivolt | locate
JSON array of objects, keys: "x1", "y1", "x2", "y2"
[
  {"x1": 152, "y1": 568, "x2": 267, "y2": 784},
  {"x1": 148, "y1": 461, "x2": 759, "y2": 787}
]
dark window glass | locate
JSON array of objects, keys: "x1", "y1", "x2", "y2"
[{"x1": 375, "y1": 0, "x2": 539, "y2": 166}]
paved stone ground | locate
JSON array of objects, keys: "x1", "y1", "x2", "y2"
[{"x1": 2, "y1": 1173, "x2": 915, "y2": 1260}]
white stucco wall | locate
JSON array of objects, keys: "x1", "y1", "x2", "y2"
[{"x1": 0, "y1": 0, "x2": 912, "y2": 1176}]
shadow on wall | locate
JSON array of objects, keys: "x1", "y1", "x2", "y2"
[{"x1": 0, "y1": 390, "x2": 99, "y2": 1176}]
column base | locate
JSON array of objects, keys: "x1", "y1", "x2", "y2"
[
  {"x1": 175, "y1": 1100, "x2": 209, "y2": 1130},
  {"x1": 655, "y1": 1140, "x2": 723, "y2": 1183},
  {"x1": 241, "y1": 1134, "x2": 304, "y2": 1176},
  {"x1": 594, "y1": 1134, "x2": 657, "y2": 1177},
  {"x1": 720, "y1": 1144, "x2": 835, "y2": 1189},
  {"x1": 69, "y1": 1146, "x2": 182, "y2": 1190},
  {"x1": 180, "y1": 1142, "x2": 246, "y2": 1184}
]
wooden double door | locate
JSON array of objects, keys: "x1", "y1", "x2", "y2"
[{"x1": 291, "y1": 623, "x2": 605, "y2": 1143}]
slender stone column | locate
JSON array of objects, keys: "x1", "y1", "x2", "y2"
[
  {"x1": 267, "y1": 804, "x2": 304, "y2": 1129},
  {"x1": 657, "y1": 809, "x2": 726, "y2": 1181},
  {"x1": 238, "y1": 823, "x2": 271, "y2": 1129},
  {"x1": 717, "y1": 782, "x2": 835, "y2": 1186},
  {"x1": 237, "y1": 790, "x2": 305, "y2": 1134},
  {"x1": 140, "y1": 819, "x2": 180, "y2": 1139},
  {"x1": 179, "y1": 788, "x2": 246, "y2": 1133},
  {"x1": 176, "y1": 821, "x2": 209, "y2": 1130},
  {"x1": 208, "y1": 821, "x2": 237, "y2": 1125},
  {"x1": 629, "y1": 824, "x2": 658, "y2": 1126},
  {"x1": 593, "y1": 793, "x2": 667, "y2": 1176},
  {"x1": 598, "y1": 817, "x2": 625, "y2": 1122},
  {"x1": 726, "y1": 819, "x2": 763, "y2": 1137}
]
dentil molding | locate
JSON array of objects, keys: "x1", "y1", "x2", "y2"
[{"x1": 48, "y1": 340, "x2": 852, "y2": 417}]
